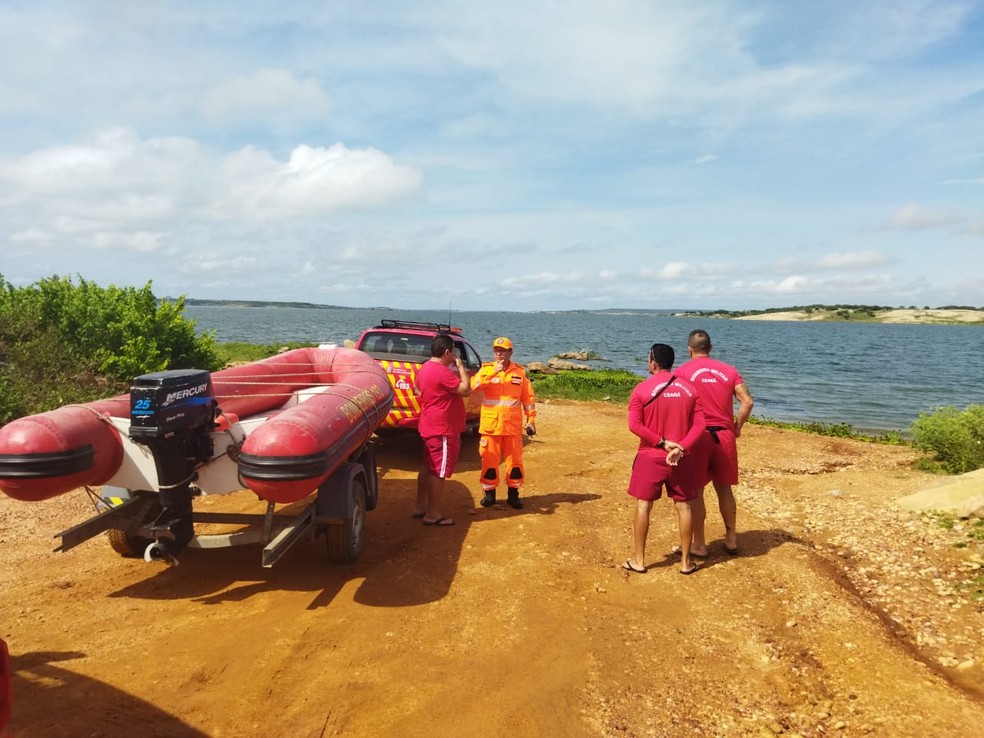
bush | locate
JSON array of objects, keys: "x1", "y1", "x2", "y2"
[
  {"x1": 531, "y1": 369, "x2": 641, "y2": 403},
  {"x1": 214, "y1": 341, "x2": 317, "y2": 367},
  {"x1": 910, "y1": 404, "x2": 984, "y2": 474},
  {"x1": 0, "y1": 274, "x2": 220, "y2": 422}
]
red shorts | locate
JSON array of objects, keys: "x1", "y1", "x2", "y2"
[
  {"x1": 691, "y1": 427, "x2": 739, "y2": 487},
  {"x1": 421, "y1": 435, "x2": 461, "y2": 479},
  {"x1": 627, "y1": 452, "x2": 700, "y2": 502}
]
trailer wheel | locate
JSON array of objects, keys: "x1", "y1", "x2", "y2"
[
  {"x1": 106, "y1": 499, "x2": 161, "y2": 557},
  {"x1": 107, "y1": 528, "x2": 156, "y2": 557},
  {"x1": 359, "y1": 445, "x2": 379, "y2": 511},
  {"x1": 324, "y1": 475, "x2": 367, "y2": 563}
]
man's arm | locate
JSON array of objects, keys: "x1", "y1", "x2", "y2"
[
  {"x1": 453, "y1": 358, "x2": 471, "y2": 397},
  {"x1": 521, "y1": 372, "x2": 537, "y2": 433},
  {"x1": 679, "y1": 398, "x2": 707, "y2": 451},
  {"x1": 627, "y1": 391, "x2": 661, "y2": 446},
  {"x1": 470, "y1": 364, "x2": 495, "y2": 391},
  {"x1": 734, "y1": 382, "x2": 754, "y2": 437}
]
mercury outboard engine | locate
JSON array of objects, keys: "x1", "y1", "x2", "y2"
[{"x1": 128, "y1": 369, "x2": 217, "y2": 564}]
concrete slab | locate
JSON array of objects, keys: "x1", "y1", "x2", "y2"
[{"x1": 896, "y1": 468, "x2": 984, "y2": 519}]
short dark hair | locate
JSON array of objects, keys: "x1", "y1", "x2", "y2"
[
  {"x1": 431, "y1": 333, "x2": 455, "y2": 358},
  {"x1": 648, "y1": 343, "x2": 674, "y2": 369},
  {"x1": 688, "y1": 329, "x2": 711, "y2": 352}
]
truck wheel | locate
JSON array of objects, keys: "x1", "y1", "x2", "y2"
[{"x1": 324, "y1": 475, "x2": 367, "y2": 563}]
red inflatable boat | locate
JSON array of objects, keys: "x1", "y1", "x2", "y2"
[{"x1": 0, "y1": 347, "x2": 393, "y2": 505}]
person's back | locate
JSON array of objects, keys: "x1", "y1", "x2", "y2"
[
  {"x1": 676, "y1": 329, "x2": 753, "y2": 557},
  {"x1": 677, "y1": 355, "x2": 744, "y2": 428},
  {"x1": 628, "y1": 372, "x2": 705, "y2": 455},
  {"x1": 624, "y1": 343, "x2": 707, "y2": 575}
]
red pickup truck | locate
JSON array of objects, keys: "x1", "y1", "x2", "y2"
[{"x1": 354, "y1": 319, "x2": 484, "y2": 434}]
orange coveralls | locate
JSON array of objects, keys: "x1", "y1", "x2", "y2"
[{"x1": 470, "y1": 361, "x2": 537, "y2": 491}]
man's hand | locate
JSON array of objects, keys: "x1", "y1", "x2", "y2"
[
  {"x1": 494, "y1": 359, "x2": 505, "y2": 373},
  {"x1": 663, "y1": 439, "x2": 684, "y2": 466},
  {"x1": 525, "y1": 423, "x2": 536, "y2": 437}
]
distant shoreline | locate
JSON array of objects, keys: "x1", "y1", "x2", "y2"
[
  {"x1": 727, "y1": 308, "x2": 984, "y2": 325},
  {"x1": 180, "y1": 299, "x2": 984, "y2": 325}
]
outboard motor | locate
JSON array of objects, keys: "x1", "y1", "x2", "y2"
[{"x1": 128, "y1": 369, "x2": 217, "y2": 563}]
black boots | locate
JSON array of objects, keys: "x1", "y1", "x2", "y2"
[{"x1": 480, "y1": 488, "x2": 523, "y2": 509}]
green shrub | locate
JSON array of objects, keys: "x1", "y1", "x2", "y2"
[
  {"x1": 910, "y1": 404, "x2": 984, "y2": 474},
  {"x1": 0, "y1": 274, "x2": 220, "y2": 421},
  {"x1": 748, "y1": 416, "x2": 906, "y2": 445},
  {"x1": 214, "y1": 341, "x2": 317, "y2": 367},
  {"x1": 531, "y1": 369, "x2": 641, "y2": 403}
]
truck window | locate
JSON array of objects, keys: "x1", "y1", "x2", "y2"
[{"x1": 460, "y1": 342, "x2": 482, "y2": 372}]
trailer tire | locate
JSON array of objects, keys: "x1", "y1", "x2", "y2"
[
  {"x1": 324, "y1": 474, "x2": 367, "y2": 563},
  {"x1": 359, "y1": 445, "x2": 379, "y2": 511},
  {"x1": 105, "y1": 498, "x2": 161, "y2": 557},
  {"x1": 107, "y1": 528, "x2": 156, "y2": 558}
]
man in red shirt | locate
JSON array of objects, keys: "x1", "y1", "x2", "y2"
[
  {"x1": 678, "y1": 329, "x2": 754, "y2": 555},
  {"x1": 413, "y1": 333, "x2": 471, "y2": 526},
  {"x1": 625, "y1": 343, "x2": 706, "y2": 575}
]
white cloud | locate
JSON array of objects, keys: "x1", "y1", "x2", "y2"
[
  {"x1": 203, "y1": 70, "x2": 331, "y2": 123},
  {"x1": 1, "y1": 2, "x2": 982, "y2": 310},
  {"x1": 10, "y1": 228, "x2": 52, "y2": 244},
  {"x1": 881, "y1": 203, "x2": 960, "y2": 231},
  {"x1": 657, "y1": 262, "x2": 688, "y2": 279},
  {"x1": 209, "y1": 143, "x2": 424, "y2": 220},
  {"x1": 0, "y1": 130, "x2": 424, "y2": 253},
  {"x1": 816, "y1": 250, "x2": 891, "y2": 270},
  {"x1": 90, "y1": 231, "x2": 163, "y2": 253},
  {"x1": 179, "y1": 253, "x2": 262, "y2": 275},
  {"x1": 774, "y1": 275, "x2": 809, "y2": 294}
]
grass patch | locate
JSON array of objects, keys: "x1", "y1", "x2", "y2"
[
  {"x1": 971, "y1": 519, "x2": 984, "y2": 543},
  {"x1": 924, "y1": 510, "x2": 957, "y2": 530},
  {"x1": 968, "y1": 573, "x2": 984, "y2": 601},
  {"x1": 748, "y1": 416, "x2": 907, "y2": 445},
  {"x1": 531, "y1": 368, "x2": 640, "y2": 403},
  {"x1": 215, "y1": 341, "x2": 318, "y2": 367}
]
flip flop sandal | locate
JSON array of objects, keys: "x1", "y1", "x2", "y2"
[
  {"x1": 622, "y1": 560, "x2": 647, "y2": 574},
  {"x1": 422, "y1": 517, "x2": 455, "y2": 526}
]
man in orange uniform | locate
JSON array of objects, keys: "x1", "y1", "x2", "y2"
[{"x1": 470, "y1": 336, "x2": 537, "y2": 509}]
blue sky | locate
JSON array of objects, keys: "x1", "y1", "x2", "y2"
[{"x1": 2, "y1": 1, "x2": 982, "y2": 311}]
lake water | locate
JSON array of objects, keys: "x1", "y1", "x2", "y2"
[{"x1": 184, "y1": 306, "x2": 984, "y2": 433}]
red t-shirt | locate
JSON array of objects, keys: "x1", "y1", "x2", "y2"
[
  {"x1": 627, "y1": 371, "x2": 706, "y2": 455},
  {"x1": 677, "y1": 357, "x2": 744, "y2": 427},
  {"x1": 416, "y1": 359, "x2": 466, "y2": 437}
]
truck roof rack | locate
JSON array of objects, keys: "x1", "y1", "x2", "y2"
[{"x1": 376, "y1": 319, "x2": 461, "y2": 334}]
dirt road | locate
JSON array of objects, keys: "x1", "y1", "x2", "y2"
[{"x1": 2, "y1": 400, "x2": 983, "y2": 737}]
